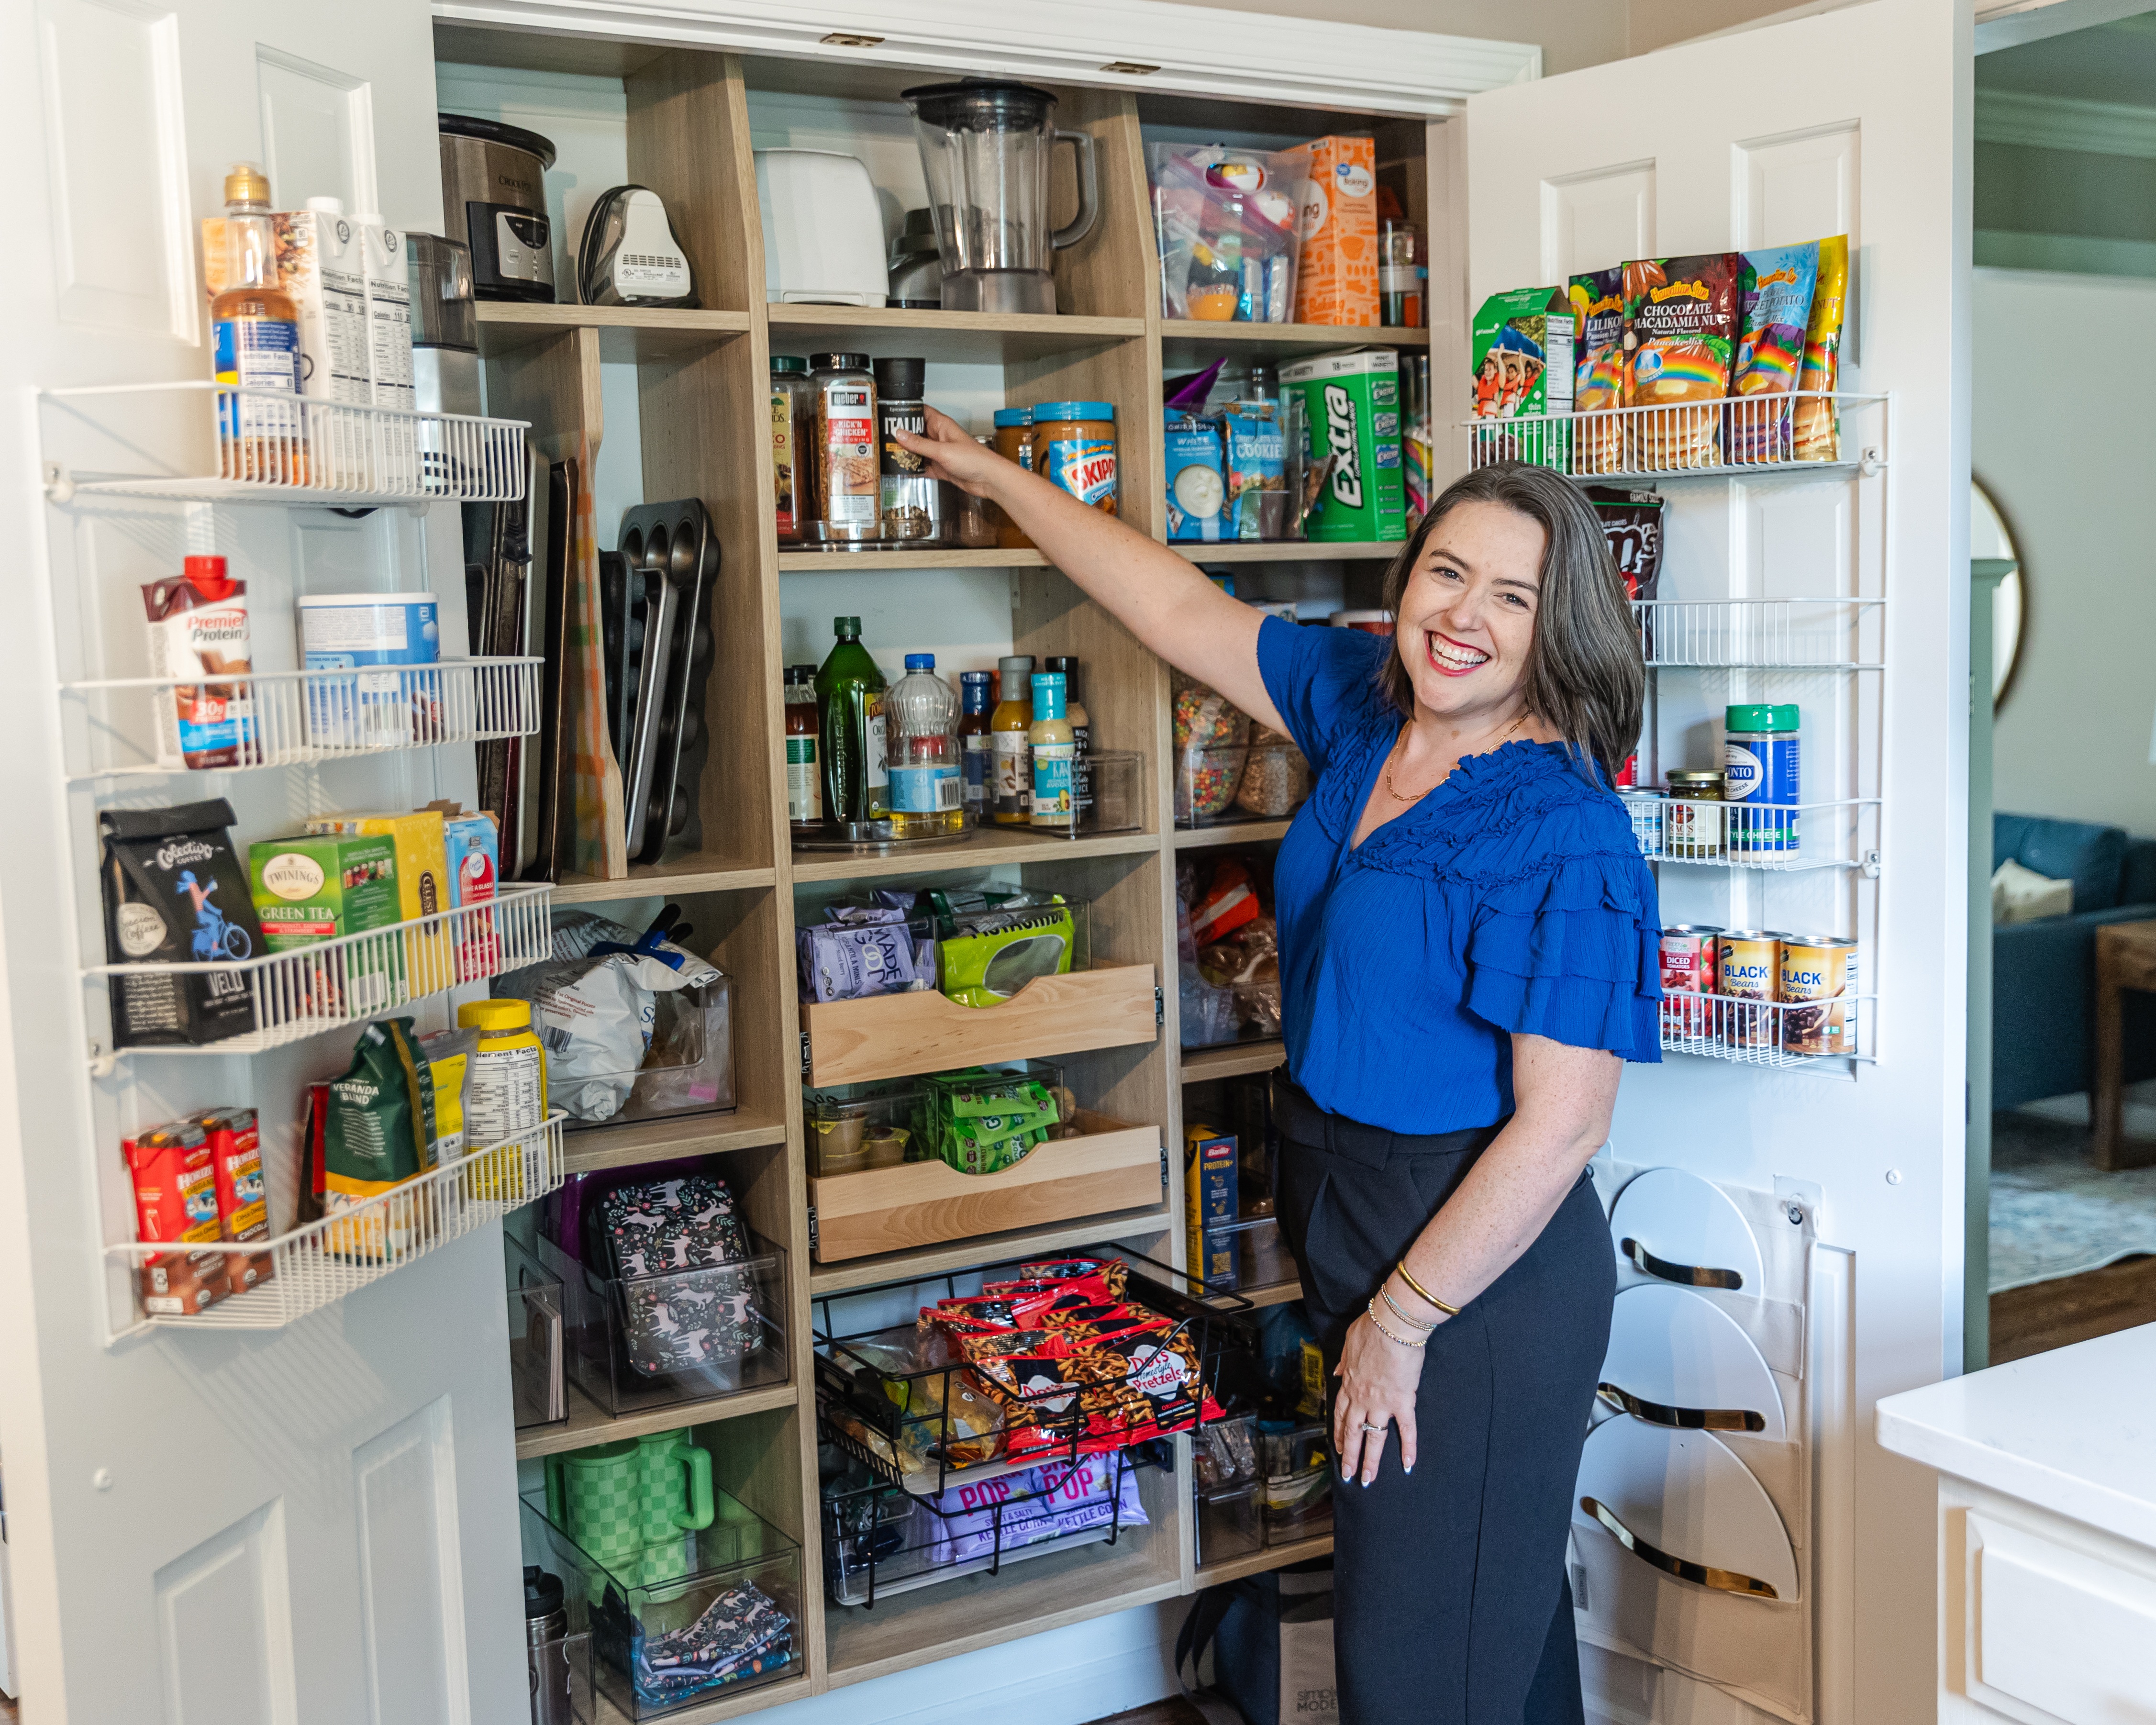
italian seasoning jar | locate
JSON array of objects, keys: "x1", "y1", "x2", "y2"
[
  {"x1": 810, "y1": 351, "x2": 879, "y2": 548},
  {"x1": 874, "y1": 356, "x2": 947, "y2": 545},
  {"x1": 771, "y1": 355, "x2": 815, "y2": 544}
]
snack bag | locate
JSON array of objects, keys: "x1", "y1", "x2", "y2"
[
  {"x1": 1622, "y1": 254, "x2": 1741, "y2": 469},
  {"x1": 1148, "y1": 145, "x2": 1306, "y2": 323},
  {"x1": 1164, "y1": 412, "x2": 1226, "y2": 541},
  {"x1": 321, "y1": 1018, "x2": 435, "y2": 1261},
  {"x1": 939, "y1": 900, "x2": 1078, "y2": 1009},
  {"x1": 1731, "y1": 243, "x2": 1821, "y2": 462},
  {"x1": 1293, "y1": 136, "x2": 1378, "y2": 326},
  {"x1": 100, "y1": 800, "x2": 264, "y2": 1048},
  {"x1": 1222, "y1": 400, "x2": 1288, "y2": 539},
  {"x1": 1585, "y1": 486, "x2": 1666, "y2": 604},
  {"x1": 1793, "y1": 234, "x2": 1849, "y2": 462},
  {"x1": 1469, "y1": 288, "x2": 1573, "y2": 469},
  {"x1": 1568, "y1": 267, "x2": 1627, "y2": 473}
]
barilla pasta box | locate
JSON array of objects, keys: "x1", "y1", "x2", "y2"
[
  {"x1": 197, "y1": 1106, "x2": 274, "y2": 1292},
  {"x1": 303, "y1": 810, "x2": 454, "y2": 991},
  {"x1": 1280, "y1": 347, "x2": 1406, "y2": 543},
  {"x1": 124, "y1": 1120, "x2": 232, "y2": 1315},
  {"x1": 1292, "y1": 136, "x2": 1378, "y2": 326},
  {"x1": 1184, "y1": 1125, "x2": 1238, "y2": 1291}
]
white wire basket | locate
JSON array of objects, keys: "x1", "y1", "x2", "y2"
[
  {"x1": 1633, "y1": 598, "x2": 1884, "y2": 669},
  {"x1": 1659, "y1": 990, "x2": 1873, "y2": 1068},
  {"x1": 88, "y1": 882, "x2": 554, "y2": 1061},
  {"x1": 42, "y1": 381, "x2": 527, "y2": 507},
  {"x1": 1463, "y1": 391, "x2": 1882, "y2": 481},
  {"x1": 109, "y1": 1113, "x2": 566, "y2": 1335},
  {"x1": 1623, "y1": 795, "x2": 1878, "y2": 872},
  {"x1": 60, "y1": 657, "x2": 545, "y2": 779}
]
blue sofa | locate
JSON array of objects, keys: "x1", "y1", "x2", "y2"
[{"x1": 1993, "y1": 812, "x2": 2156, "y2": 1109}]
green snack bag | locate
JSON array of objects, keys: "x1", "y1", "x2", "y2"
[
  {"x1": 919, "y1": 1069, "x2": 1061, "y2": 1173},
  {"x1": 939, "y1": 901, "x2": 1078, "y2": 1008},
  {"x1": 1279, "y1": 348, "x2": 1406, "y2": 543},
  {"x1": 322, "y1": 1017, "x2": 436, "y2": 1260},
  {"x1": 1467, "y1": 287, "x2": 1575, "y2": 469}
]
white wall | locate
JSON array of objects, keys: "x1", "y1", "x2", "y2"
[{"x1": 1978, "y1": 267, "x2": 2156, "y2": 836}]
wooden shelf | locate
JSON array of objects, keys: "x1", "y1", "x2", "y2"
[
  {"x1": 515, "y1": 1378, "x2": 797, "y2": 1461},
  {"x1": 1161, "y1": 321, "x2": 1428, "y2": 365},
  {"x1": 767, "y1": 304, "x2": 1147, "y2": 364},
  {"x1": 778, "y1": 547, "x2": 1049, "y2": 571},
  {"x1": 1175, "y1": 541, "x2": 1404, "y2": 563},
  {"x1": 563, "y1": 1106, "x2": 790, "y2": 1177},
  {"x1": 550, "y1": 857, "x2": 777, "y2": 904},
  {"x1": 1214, "y1": 1277, "x2": 1302, "y2": 1311},
  {"x1": 1195, "y1": 1532, "x2": 1334, "y2": 1587},
  {"x1": 808, "y1": 1204, "x2": 1175, "y2": 1297},
  {"x1": 1180, "y1": 1040, "x2": 1287, "y2": 1082},
  {"x1": 809, "y1": 1113, "x2": 1163, "y2": 1264},
  {"x1": 474, "y1": 300, "x2": 752, "y2": 360},
  {"x1": 789, "y1": 824, "x2": 1158, "y2": 884},
  {"x1": 1175, "y1": 818, "x2": 1293, "y2": 849},
  {"x1": 595, "y1": 1667, "x2": 808, "y2": 1725}
]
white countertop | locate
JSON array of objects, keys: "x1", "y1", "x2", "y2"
[{"x1": 1876, "y1": 1321, "x2": 2156, "y2": 1548}]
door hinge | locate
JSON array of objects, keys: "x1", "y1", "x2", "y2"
[
  {"x1": 800, "y1": 1031, "x2": 812, "y2": 1077},
  {"x1": 1160, "y1": 1146, "x2": 1170, "y2": 1191},
  {"x1": 1155, "y1": 985, "x2": 1166, "y2": 1028},
  {"x1": 807, "y1": 1204, "x2": 819, "y2": 1251}
]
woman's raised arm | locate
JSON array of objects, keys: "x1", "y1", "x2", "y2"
[{"x1": 894, "y1": 408, "x2": 1289, "y2": 738}]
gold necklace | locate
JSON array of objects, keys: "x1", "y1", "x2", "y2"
[{"x1": 1383, "y1": 712, "x2": 1532, "y2": 803}]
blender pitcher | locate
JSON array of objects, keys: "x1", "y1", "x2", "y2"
[{"x1": 902, "y1": 80, "x2": 1099, "y2": 315}]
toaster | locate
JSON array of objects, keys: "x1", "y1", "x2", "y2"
[{"x1": 756, "y1": 149, "x2": 889, "y2": 306}]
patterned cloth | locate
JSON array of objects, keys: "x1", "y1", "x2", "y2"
[
  {"x1": 598, "y1": 1175, "x2": 761, "y2": 1378},
  {"x1": 630, "y1": 1581, "x2": 793, "y2": 1706}
]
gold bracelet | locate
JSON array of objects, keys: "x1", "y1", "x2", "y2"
[
  {"x1": 1380, "y1": 1285, "x2": 1437, "y2": 1331},
  {"x1": 1366, "y1": 1296, "x2": 1428, "y2": 1349},
  {"x1": 1394, "y1": 1260, "x2": 1461, "y2": 1318}
]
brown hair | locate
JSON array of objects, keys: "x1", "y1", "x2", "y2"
[{"x1": 1376, "y1": 462, "x2": 1645, "y2": 785}]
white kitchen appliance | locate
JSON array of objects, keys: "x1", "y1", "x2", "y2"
[{"x1": 755, "y1": 149, "x2": 888, "y2": 306}]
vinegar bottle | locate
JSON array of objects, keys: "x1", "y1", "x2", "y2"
[
  {"x1": 211, "y1": 163, "x2": 305, "y2": 485},
  {"x1": 956, "y1": 670, "x2": 993, "y2": 820},
  {"x1": 784, "y1": 664, "x2": 823, "y2": 832}
]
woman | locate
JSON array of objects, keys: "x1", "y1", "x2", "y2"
[{"x1": 896, "y1": 419, "x2": 1660, "y2": 1725}]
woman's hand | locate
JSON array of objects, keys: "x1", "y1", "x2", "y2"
[
  {"x1": 1333, "y1": 1309, "x2": 1425, "y2": 1486},
  {"x1": 891, "y1": 406, "x2": 1005, "y2": 496}
]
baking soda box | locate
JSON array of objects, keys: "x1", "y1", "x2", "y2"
[
  {"x1": 1292, "y1": 136, "x2": 1378, "y2": 326},
  {"x1": 1281, "y1": 347, "x2": 1406, "y2": 543}
]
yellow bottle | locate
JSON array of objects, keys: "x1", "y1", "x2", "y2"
[
  {"x1": 990, "y1": 654, "x2": 1035, "y2": 826},
  {"x1": 457, "y1": 999, "x2": 548, "y2": 1198}
]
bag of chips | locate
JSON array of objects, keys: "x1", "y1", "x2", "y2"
[
  {"x1": 1793, "y1": 234, "x2": 1850, "y2": 462},
  {"x1": 938, "y1": 899, "x2": 1077, "y2": 1009},
  {"x1": 1568, "y1": 267, "x2": 1627, "y2": 474},
  {"x1": 1731, "y1": 243, "x2": 1820, "y2": 462},
  {"x1": 1622, "y1": 253, "x2": 1740, "y2": 470}
]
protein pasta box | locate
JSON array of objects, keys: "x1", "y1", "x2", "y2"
[{"x1": 1280, "y1": 347, "x2": 1405, "y2": 543}]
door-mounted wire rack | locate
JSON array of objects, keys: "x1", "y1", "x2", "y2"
[
  {"x1": 1463, "y1": 392, "x2": 1885, "y2": 483},
  {"x1": 1658, "y1": 990, "x2": 1874, "y2": 1068},
  {"x1": 1633, "y1": 598, "x2": 1886, "y2": 670},
  {"x1": 1623, "y1": 795, "x2": 1881, "y2": 874}
]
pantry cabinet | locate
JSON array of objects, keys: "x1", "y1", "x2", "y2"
[{"x1": 0, "y1": 0, "x2": 1970, "y2": 1722}]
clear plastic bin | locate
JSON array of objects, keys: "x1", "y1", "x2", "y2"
[
  {"x1": 507, "y1": 1234, "x2": 567, "y2": 1431},
  {"x1": 1217, "y1": 1214, "x2": 1295, "y2": 1291},
  {"x1": 798, "y1": 892, "x2": 1094, "y2": 1009},
  {"x1": 1197, "y1": 1481, "x2": 1264, "y2": 1567},
  {"x1": 540, "y1": 1232, "x2": 789, "y2": 1419},
  {"x1": 912, "y1": 1059, "x2": 1073, "y2": 1174},
  {"x1": 1261, "y1": 1422, "x2": 1334, "y2": 1546},
  {"x1": 804, "y1": 1079, "x2": 922, "y2": 1178},
  {"x1": 560, "y1": 977, "x2": 736, "y2": 1132},
  {"x1": 520, "y1": 1489, "x2": 802, "y2": 1720}
]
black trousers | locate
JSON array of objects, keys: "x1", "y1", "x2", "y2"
[{"x1": 1270, "y1": 1078, "x2": 1614, "y2": 1725}]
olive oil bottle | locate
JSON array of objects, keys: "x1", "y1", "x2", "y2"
[{"x1": 815, "y1": 616, "x2": 886, "y2": 826}]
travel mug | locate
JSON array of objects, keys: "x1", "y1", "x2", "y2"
[{"x1": 524, "y1": 1566, "x2": 572, "y2": 1725}]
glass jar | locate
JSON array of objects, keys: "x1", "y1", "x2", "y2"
[
  {"x1": 1379, "y1": 221, "x2": 1426, "y2": 328},
  {"x1": 993, "y1": 408, "x2": 1035, "y2": 549},
  {"x1": 957, "y1": 436, "x2": 1000, "y2": 547},
  {"x1": 874, "y1": 356, "x2": 947, "y2": 545},
  {"x1": 1665, "y1": 769, "x2": 1726, "y2": 860},
  {"x1": 810, "y1": 351, "x2": 879, "y2": 547},
  {"x1": 771, "y1": 355, "x2": 816, "y2": 543}
]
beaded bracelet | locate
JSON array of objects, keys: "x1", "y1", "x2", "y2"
[
  {"x1": 1380, "y1": 1285, "x2": 1437, "y2": 1331},
  {"x1": 1394, "y1": 1260, "x2": 1461, "y2": 1318},
  {"x1": 1366, "y1": 1296, "x2": 1428, "y2": 1349}
]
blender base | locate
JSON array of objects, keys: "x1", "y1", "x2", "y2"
[{"x1": 940, "y1": 271, "x2": 1058, "y2": 316}]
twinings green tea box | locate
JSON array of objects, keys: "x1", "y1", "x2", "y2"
[
  {"x1": 1280, "y1": 347, "x2": 1405, "y2": 543},
  {"x1": 250, "y1": 833, "x2": 403, "y2": 1013}
]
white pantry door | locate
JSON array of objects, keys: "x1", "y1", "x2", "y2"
[
  {"x1": 0, "y1": 1, "x2": 526, "y2": 1723},
  {"x1": 1459, "y1": 1, "x2": 1969, "y2": 1722}
]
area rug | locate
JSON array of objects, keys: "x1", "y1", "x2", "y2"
[{"x1": 1989, "y1": 1105, "x2": 2156, "y2": 1291}]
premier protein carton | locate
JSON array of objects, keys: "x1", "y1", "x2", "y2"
[{"x1": 1280, "y1": 347, "x2": 1406, "y2": 543}]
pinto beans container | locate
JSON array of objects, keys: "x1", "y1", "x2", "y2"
[{"x1": 1724, "y1": 702, "x2": 1800, "y2": 855}]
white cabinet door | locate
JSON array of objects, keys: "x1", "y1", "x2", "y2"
[
  {"x1": 0, "y1": 1, "x2": 524, "y2": 1721},
  {"x1": 1464, "y1": 3, "x2": 1968, "y2": 1722}
]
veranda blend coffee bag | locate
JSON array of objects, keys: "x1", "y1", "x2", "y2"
[{"x1": 100, "y1": 800, "x2": 264, "y2": 1047}]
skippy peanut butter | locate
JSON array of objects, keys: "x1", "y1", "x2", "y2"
[{"x1": 1293, "y1": 137, "x2": 1378, "y2": 326}]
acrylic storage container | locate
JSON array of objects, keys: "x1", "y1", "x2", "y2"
[
  {"x1": 1262, "y1": 1422, "x2": 1334, "y2": 1546},
  {"x1": 507, "y1": 1234, "x2": 568, "y2": 1432},
  {"x1": 804, "y1": 1079, "x2": 922, "y2": 1178},
  {"x1": 911, "y1": 1059, "x2": 1074, "y2": 1174},
  {"x1": 1176, "y1": 745, "x2": 1250, "y2": 825},
  {"x1": 540, "y1": 1231, "x2": 789, "y2": 1420},
  {"x1": 520, "y1": 1488, "x2": 803, "y2": 1721},
  {"x1": 1221, "y1": 1214, "x2": 1295, "y2": 1291},
  {"x1": 558, "y1": 976, "x2": 736, "y2": 1132},
  {"x1": 1076, "y1": 750, "x2": 1144, "y2": 834},
  {"x1": 1196, "y1": 1480, "x2": 1264, "y2": 1568}
]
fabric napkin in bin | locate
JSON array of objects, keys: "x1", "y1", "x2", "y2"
[
  {"x1": 591, "y1": 1173, "x2": 762, "y2": 1379},
  {"x1": 630, "y1": 1580, "x2": 793, "y2": 1706}
]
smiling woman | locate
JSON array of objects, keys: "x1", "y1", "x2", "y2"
[{"x1": 893, "y1": 419, "x2": 1663, "y2": 1725}]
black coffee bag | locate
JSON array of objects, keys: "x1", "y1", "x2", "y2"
[{"x1": 100, "y1": 800, "x2": 264, "y2": 1046}]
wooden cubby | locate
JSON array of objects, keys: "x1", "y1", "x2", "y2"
[{"x1": 438, "y1": 22, "x2": 1431, "y2": 1714}]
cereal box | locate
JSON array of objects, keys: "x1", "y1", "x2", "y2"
[
  {"x1": 1280, "y1": 347, "x2": 1406, "y2": 543},
  {"x1": 1292, "y1": 136, "x2": 1378, "y2": 326}
]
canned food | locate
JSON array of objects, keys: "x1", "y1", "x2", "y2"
[
  {"x1": 1620, "y1": 790, "x2": 1663, "y2": 858},
  {"x1": 1716, "y1": 930, "x2": 1784, "y2": 1048},
  {"x1": 1779, "y1": 934, "x2": 1859, "y2": 1056},
  {"x1": 1665, "y1": 770, "x2": 1725, "y2": 860},
  {"x1": 1658, "y1": 925, "x2": 1721, "y2": 1039}
]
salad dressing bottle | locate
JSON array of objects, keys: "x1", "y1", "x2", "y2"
[
  {"x1": 1029, "y1": 672, "x2": 1078, "y2": 831},
  {"x1": 990, "y1": 656, "x2": 1035, "y2": 826}
]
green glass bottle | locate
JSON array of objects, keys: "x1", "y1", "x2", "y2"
[{"x1": 815, "y1": 615, "x2": 887, "y2": 826}]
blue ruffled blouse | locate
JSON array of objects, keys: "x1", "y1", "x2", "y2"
[{"x1": 1256, "y1": 615, "x2": 1662, "y2": 1135}]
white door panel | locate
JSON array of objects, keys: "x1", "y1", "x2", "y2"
[
  {"x1": 256, "y1": 45, "x2": 378, "y2": 217},
  {"x1": 154, "y1": 1499, "x2": 298, "y2": 1725},
  {"x1": 1541, "y1": 161, "x2": 1657, "y2": 284}
]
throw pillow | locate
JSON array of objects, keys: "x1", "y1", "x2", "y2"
[{"x1": 1994, "y1": 857, "x2": 2073, "y2": 924}]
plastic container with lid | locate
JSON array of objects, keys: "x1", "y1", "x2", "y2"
[
  {"x1": 458, "y1": 997, "x2": 548, "y2": 1150},
  {"x1": 1034, "y1": 401, "x2": 1117, "y2": 515},
  {"x1": 992, "y1": 408, "x2": 1035, "y2": 549},
  {"x1": 771, "y1": 355, "x2": 816, "y2": 543},
  {"x1": 1723, "y1": 702, "x2": 1800, "y2": 855}
]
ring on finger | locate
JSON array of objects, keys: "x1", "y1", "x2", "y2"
[{"x1": 1359, "y1": 1421, "x2": 1387, "y2": 1435}]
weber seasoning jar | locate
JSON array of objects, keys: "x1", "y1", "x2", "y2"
[
  {"x1": 810, "y1": 351, "x2": 879, "y2": 547},
  {"x1": 993, "y1": 408, "x2": 1036, "y2": 549},
  {"x1": 874, "y1": 356, "x2": 947, "y2": 545}
]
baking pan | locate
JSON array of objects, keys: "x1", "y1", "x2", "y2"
[{"x1": 613, "y1": 499, "x2": 719, "y2": 865}]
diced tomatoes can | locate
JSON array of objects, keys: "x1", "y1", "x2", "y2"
[
  {"x1": 1779, "y1": 934, "x2": 1859, "y2": 1056},
  {"x1": 1716, "y1": 930, "x2": 1785, "y2": 1048},
  {"x1": 1658, "y1": 925, "x2": 1720, "y2": 1039}
]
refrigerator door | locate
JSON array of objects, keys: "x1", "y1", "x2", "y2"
[{"x1": 0, "y1": 0, "x2": 524, "y2": 1719}]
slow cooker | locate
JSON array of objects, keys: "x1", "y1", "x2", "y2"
[{"x1": 438, "y1": 113, "x2": 557, "y2": 302}]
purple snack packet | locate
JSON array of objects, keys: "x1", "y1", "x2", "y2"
[
  {"x1": 920, "y1": 1456, "x2": 1147, "y2": 1567},
  {"x1": 797, "y1": 919, "x2": 924, "y2": 1003}
]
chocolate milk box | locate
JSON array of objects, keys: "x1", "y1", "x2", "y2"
[{"x1": 1280, "y1": 347, "x2": 1406, "y2": 543}]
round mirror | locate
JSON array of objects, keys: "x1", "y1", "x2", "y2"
[{"x1": 1973, "y1": 478, "x2": 2025, "y2": 708}]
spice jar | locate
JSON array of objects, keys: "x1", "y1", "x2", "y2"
[
  {"x1": 874, "y1": 356, "x2": 947, "y2": 545},
  {"x1": 1034, "y1": 400, "x2": 1118, "y2": 515},
  {"x1": 771, "y1": 355, "x2": 815, "y2": 543},
  {"x1": 956, "y1": 436, "x2": 1000, "y2": 547},
  {"x1": 1665, "y1": 769, "x2": 1726, "y2": 860},
  {"x1": 993, "y1": 408, "x2": 1036, "y2": 549},
  {"x1": 809, "y1": 351, "x2": 878, "y2": 547}
]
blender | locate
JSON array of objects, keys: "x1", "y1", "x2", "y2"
[{"x1": 901, "y1": 80, "x2": 1099, "y2": 315}]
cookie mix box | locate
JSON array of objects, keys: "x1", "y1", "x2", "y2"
[
  {"x1": 1292, "y1": 136, "x2": 1378, "y2": 326},
  {"x1": 1280, "y1": 348, "x2": 1406, "y2": 543}
]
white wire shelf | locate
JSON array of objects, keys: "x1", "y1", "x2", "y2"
[
  {"x1": 108, "y1": 1113, "x2": 565, "y2": 1337},
  {"x1": 1624, "y1": 795, "x2": 1878, "y2": 872},
  {"x1": 88, "y1": 882, "x2": 553, "y2": 1062},
  {"x1": 1463, "y1": 391, "x2": 1883, "y2": 482},
  {"x1": 60, "y1": 657, "x2": 544, "y2": 779},
  {"x1": 1633, "y1": 598, "x2": 1884, "y2": 669},
  {"x1": 42, "y1": 381, "x2": 527, "y2": 507},
  {"x1": 1659, "y1": 991, "x2": 1873, "y2": 1069}
]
